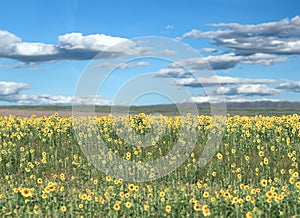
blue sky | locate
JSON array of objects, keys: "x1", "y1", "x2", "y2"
[{"x1": 0, "y1": 0, "x2": 300, "y2": 105}]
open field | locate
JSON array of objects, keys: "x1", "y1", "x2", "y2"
[
  {"x1": 0, "y1": 112, "x2": 299, "y2": 217},
  {"x1": 1, "y1": 105, "x2": 300, "y2": 117}
]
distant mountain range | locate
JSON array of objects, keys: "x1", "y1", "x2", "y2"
[
  {"x1": 2, "y1": 101, "x2": 300, "y2": 109},
  {"x1": 1, "y1": 101, "x2": 300, "y2": 117},
  {"x1": 195, "y1": 101, "x2": 300, "y2": 108},
  {"x1": 131, "y1": 101, "x2": 300, "y2": 109}
]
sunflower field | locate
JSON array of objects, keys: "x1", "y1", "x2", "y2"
[{"x1": 0, "y1": 113, "x2": 299, "y2": 217}]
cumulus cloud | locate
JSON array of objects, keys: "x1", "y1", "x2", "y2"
[
  {"x1": 172, "y1": 75, "x2": 277, "y2": 87},
  {"x1": 0, "y1": 30, "x2": 60, "y2": 62},
  {"x1": 214, "y1": 84, "x2": 280, "y2": 96},
  {"x1": 171, "y1": 53, "x2": 287, "y2": 70},
  {"x1": 0, "y1": 30, "x2": 21, "y2": 52},
  {"x1": 187, "y1": 95, "x2": 245, "y2": 103},
  {"x1": 0, "y1": 81, "x2": 111, "y2": 105},
  {"x1": 96, "y1": 61, "x2": 149, "y2": 69},
  {"x1": 183, "y1": 16, "x2": 300, "y2": 55},
  {"x1": 199, "y1": 48, "x2": 219, "y2": 53},
  {"x1": 155, "y1": 53, "x2": 286, "y2": 78},
  {"x1": 0, "y1": 81, "x2": 30, "y2": 96},
  {"x1": 58, "y1": 32, "x2": 132, "y2": 52},
  {"x1": 277, "y1": 81, "x2": 300, "y2": 92},
  {"x1": 184, "y1": 79, "x2": 281, "y2": 104},
  {"x1": 160, "y1": 49, "x2": 177, "y2": 55},
  {"x1": 155, "y1": 68, "x2": 194, "y2": 78},
  {"x1": 2, "y1": 94, "x2": 111, "y2": 105},
  {"x1": 0, "y1": 30, "x2": 143, "y2": 62},
  {"x1": 10, "y1": 42, "x2": 58, "y2": 56},
  {"x1": 187, "y1": 95, "x2": 281, "y2": 104}
]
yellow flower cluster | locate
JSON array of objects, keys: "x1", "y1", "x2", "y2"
[{"x1": 0, "y1": 113, "x2": 299, "y2": 216}]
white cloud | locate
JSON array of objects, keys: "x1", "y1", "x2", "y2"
[
  {"x1": 237, "y1": 84, "x2": 279, "y2": 96},
  {"x1": 187, "y1": 95, "x2": 245, "y2": 103},
  {"x1": 0, "y1": 80, "x2": 111, "y2": 105},
  {"x1": 183, "y1": 29, "x2": 203, "y2": 38},
  {"x1": 117, "y1": 61, "x2": 149, "y2": 69},
  {"x1": 160, "y1": 49, "x2": 176, "y2": 55},
  {"x1": 96, "y1": 61, "x2": 149, "y2": 69},
  {"x1": 0, "y1": 30, "x2": 21, "y2": 53},
  {"x1": 0, "y1": 81, "x2": 30, "y2": 95},
  {"x1": 5, "y1": 94, "x2": 72, "y2": 104},
  {"x1": 2, "y1": 94, "x2": 111, "y2": 105},
  {"x1": 215, "y1": 84, "x2": 280, "y2": 96},
  {"x1": 187, "y1": 95, "x2": 281, "y2": 104},
  {"x1": 172, "y1": 75, "x2": 277, "y2": 87},
  {"x1": 72, "y1": 96, "x2": 112, "y2": 105},
  {"x1": 277, "y1": 81, "x2": 300, "y2": 92},
  {"x1": 0, "y1": 30, "x2": 140, "y2": 62},
  {"x1": 10, "y1": 42, "x2": 58, "y2": 56},
  {"x1": 155, "y1": 68, "x2": 194, "y2": 78},
  {"x1": 0, "y1": 30, "x2": 60, "y2": 62},
  {"x1": 188, "y1": 95, "x2": 221, "y2": 103},
  {"x1": 183, "y1": 16, "x2": 300, "y2": 55},
  {"x1": 154, "y1": 53, "x2": 286, "y2": 78},
  {"x1": 214, "y1": 86, "x2": 232, "y2": 95},
  {"x1": 58, "y1": 32, "x2": 131, "y2": 52},
  {"x1": 199, "y1": 48, "x2": 219, "y2": 53},
  {"x1": 185, "y1": 82, "x2": 281, "y2": 104},
  {"x1": 170, "y1": 53, "x2": 287, "y2": 70}
]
